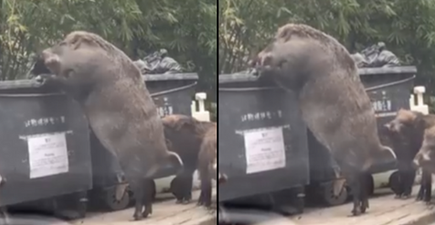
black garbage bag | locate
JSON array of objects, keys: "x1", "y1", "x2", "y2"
[
  {"x1": 350, "y1": 42, "x2": 401, "y2": 68},
  {"x1": 133, "y1": 49, "x2": 183, "y2": 74}
]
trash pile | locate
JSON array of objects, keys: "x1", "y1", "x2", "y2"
[
  {"x1": 133, "y1": 49, "x2": 183, "y2": 74},
  {"x1": 350, "y1": 42, "x2": 401, "y2": 68}
]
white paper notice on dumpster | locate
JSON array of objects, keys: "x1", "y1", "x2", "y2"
[
  {"x1": 27, "y1": 133, "x2": 69, "y2": 179},
  {"x1": 244, "y1": 127, "x2": 286, "y2": 174}
]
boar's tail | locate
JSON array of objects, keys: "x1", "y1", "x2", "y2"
[
  {"x1": 145, "y1": 151, "x2": 184, "y2": 179},
  {"x1": 382, "y1": 145, "x2": 397, "y2": 160},
  {"x1": 364, "y1": 145, "x2": 397, "y2": 171},
  {"x1": 168, "y1": 151, "x2": 184, "y2": 172}
]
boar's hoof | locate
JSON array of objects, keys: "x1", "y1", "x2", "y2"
[
  {"x1": 394, "y1": 194, "x2": 402, "y2": 199},
  {"x1": 180, "y1": 198, "x2": 192, "y2": 205},
  {"x1": 350, "y1": 208, "x2": 362, "y2": 217},
  {"x1": 401, "y1": 194, "x2": 411, "y2": 200},
  {"x1": 142, "y1": 208, "x2": 152, "y2": 218},
  {"x1": 176, "y1": 199, "x2": 183, "y2": 204},
  {"x1": 360, "y1": 205, "x2": 367, "y2": 214},
  {"x1": 133, "y1": 212, "x2": 143, "y2": 221}
]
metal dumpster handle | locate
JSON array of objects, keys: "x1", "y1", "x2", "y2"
[
  {"x1": 218, "y1": 86, "x2": 277, "y2": 92},
  {"x1": 364, "y1": 75, "x2": 416, "y2": 91},
  {"x1": 150, "y1": 82, "x2": 197, "y2": 97}
]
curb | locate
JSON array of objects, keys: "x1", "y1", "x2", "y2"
[{"x1": 403, "y1": 210, "x2": 435, "y2": 225}]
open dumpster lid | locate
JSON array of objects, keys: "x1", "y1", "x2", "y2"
[{"x1": 219, "y1": 66, "x2": 418, "y2": 84}]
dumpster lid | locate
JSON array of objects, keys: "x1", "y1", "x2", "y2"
[
  {"x1": 0, "y1": 79, "x2": 42, "y2": 90},
  {"x1": 143, "y1": 73, "x2": 198, "y2": 81},
  {"x1": 0, "y1": 73, "x2": 199, "y2": 90},
  {"x1": 219, "y1": 66, "x2": 417, "y2": 83},
  {"x1": 358, "y1": 66, "x2": 417, "y2": 76}
]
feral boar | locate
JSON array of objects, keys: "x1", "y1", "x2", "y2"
[
  {"x1": 251, "y1": 23, "x2": 396, "y2": 216},
  {"x1": 378, "y1": 125, "x2": 416, "y2": 199},
  {"x1": 162, "y1": 114, "x2": 215, "y2": 204},
  {"x1": 32, "y1": 31, "x2": 183, "y2": 221},
  {"x1": 414, "y1": 126, "x2": 435, "y2": 173},
  {"x1": 384, "y1": 109, "x2": 435, "y2": 202},
  {"x1": 197, "y1": 123, "x2": 223, "y2": 207}
]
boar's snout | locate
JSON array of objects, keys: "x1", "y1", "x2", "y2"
[
  {"x1": 218, "y1": 172, "x2": 227, "y2": 184},
  {"x1": 384, "y1": 121, "x2": 401, "y2": 133},
  {"x1": 41, "y1": 49, "x2": 61, "y2": 75}
]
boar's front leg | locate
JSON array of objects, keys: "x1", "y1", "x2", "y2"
[{"x1": 176, "y1": 171, "x2": 194, "y2": 204}]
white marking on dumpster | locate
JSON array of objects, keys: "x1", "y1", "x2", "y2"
[
  {"x1": 235, "y1": 125, "x2": 290, "y2": 135},
  {"x1": 24, "y1": 116, "x2": 67, "y2": 128}
]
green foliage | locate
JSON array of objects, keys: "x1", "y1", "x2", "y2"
[
  {"x1": 0, "y1": 0, "x2": 216, "y2": 95},
  {"x1": 219, "y1": 0, "x2": 435, "y2": 96}
]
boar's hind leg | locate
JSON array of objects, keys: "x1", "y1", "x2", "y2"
[
  {"x1": 197, "y1": 168, "x2": 213, "y2": 208},
  {"x1": 130, "y1": 178, "x2": 146, "y2": 220},
  {"x1": 142, "y1": 178, "x2": 154, "y2": 217},
  {"x1": 346, "y1": 171, "x2": 368, "y2": 216},
  {"x1": 177, "y1": 173, "x2": 194, "y2": 204},
  {"x1": 402, "y1": 167, "x2": 416, "y2": 199},
  {"x1": 417, "y1": 169, "x2": 432, "y2": 203}
]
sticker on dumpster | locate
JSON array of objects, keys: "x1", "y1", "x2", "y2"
[
  {"x1": 371, "y1": 99, "x2": 395, "y2": 118},
  {"x1": 244, "y1": 127, "x2": 286, "y2": 174},
  {"x1": 27, "y1": 133, "x2": 69, "y2": 179},
  {"x1": 157, "y1": 105, "x2": 174, "y2": 117}
]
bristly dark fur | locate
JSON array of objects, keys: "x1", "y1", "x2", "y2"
[
  {"x1": 161, "y1": 114, "x2": 215, "y2": 205},
  {"x1": 385, "y1": 109, "x2": 435, "y2": 202}
]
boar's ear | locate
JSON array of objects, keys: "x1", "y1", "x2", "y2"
[{"x1": 69, "y1": 33, "x2": 95, "y2": 50}]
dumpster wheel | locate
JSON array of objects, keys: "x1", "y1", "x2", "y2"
[
  {"x1": 322, "y1": 182, "x2": 348, "y2": 206},
  {"x1": 389, "y1": 171, "x2": 401, "y2": 195},
  {"x1": 102, "y1": 186, "x2": 131, "y2": 211}
]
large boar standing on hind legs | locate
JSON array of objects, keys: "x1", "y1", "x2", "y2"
[
  {"x1": 31, "y1": 31, "x2": 183, "y2": 221},
  {"x1": 251, "y1": 23, "x2": 397, "y2": 216}
]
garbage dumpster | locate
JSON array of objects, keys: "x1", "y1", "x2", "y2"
[
  {"x1": 144, "y1": 73, "x2": 198, "y2": 117},
  {"x1": 0, "y1": 79, "x2": 92, "y2": 207},
  {"x1": 218, "y1": 73, "x2": 309, "y2": 209},
  {"x1": 308, "y1": 66, "x2": 417, "y2": 206},
  {"x1": 90, "y1": 73, "x2": 198, "y2": 211}
]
